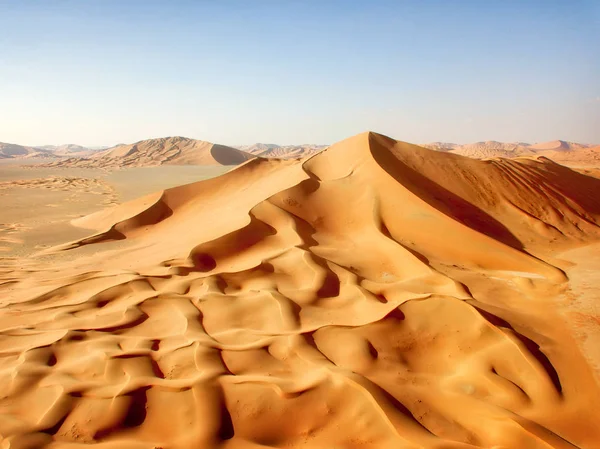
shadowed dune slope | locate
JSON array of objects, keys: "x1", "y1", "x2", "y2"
[{"x1": 2, "y1": 132, "x2": 600, "y2": 448}]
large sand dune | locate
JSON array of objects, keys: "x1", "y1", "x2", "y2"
[
  {"x1": 1, "y1": 132, "x2": 600, "y2": 448},
  {"x1": 43, "y1": 137, "x2": 254, "y2": 169}
]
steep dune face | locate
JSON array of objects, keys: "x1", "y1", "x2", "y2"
[
  {"x1": 43, "y1": 137, "x2": 254, "y2": 168},
  {"x1": 2, "y1": 132, "x2": 600, "y2": 448}
]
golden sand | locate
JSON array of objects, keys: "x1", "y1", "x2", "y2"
[{"x1": 1, "y1": 132, "x2": 600, "y2": 448}]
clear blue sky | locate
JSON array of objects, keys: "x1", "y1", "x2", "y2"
[{"x1": 0, "y1": 0, "x2": 598, "y2": 146}]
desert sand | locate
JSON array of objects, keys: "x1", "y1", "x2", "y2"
[{"x1": 1, "y1": 132, "x2": 600, "y2": 448}]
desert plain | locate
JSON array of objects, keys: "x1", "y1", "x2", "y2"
[{"x1": 0, "y1": 132, "x2": 600, "y2": 449}]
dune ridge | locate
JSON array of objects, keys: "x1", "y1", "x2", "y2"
[{"x1": 1, "y1": 132, "x2": 600, "y2": 448}]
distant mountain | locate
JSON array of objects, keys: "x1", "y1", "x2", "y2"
[
  {"x1": 0, "y1": 142, "x2": 56, "y2": 159},
  {"x1": 235, "y1": 143, "x2": 328, "y2": 159},
  {"x1": 43, "y1": 136, "x2": 254, "y2": 168}
]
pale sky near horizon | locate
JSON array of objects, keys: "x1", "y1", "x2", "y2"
[{"x1": 0, "y1": 0, "x2": 599, "y2": 147}]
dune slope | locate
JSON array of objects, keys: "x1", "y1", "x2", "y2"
[{"x1": 1, "y1": 132, "x2": 600, "y2": 448}]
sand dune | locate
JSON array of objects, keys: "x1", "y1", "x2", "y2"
[
  {"x1": 529, "y1": 140, "x2": 590, "y2": 152},
  {"x1": 537, "y1": 145, "x2": 600, "y2": 167},
  {"x1": 0, "y1": 142, "x2": 56, "y2": 159},
  {"x1": 423, "y1": 140, "x2": 598, "y2": 166},
  {"x1": 237, "y1": 144, "x2": 328, "y2": 159},
  {"x1": 0, "y1": 164, "x2": 232, "y2": 257},
  {"x1": 43, "y1": 137, "x2": 254, "y2": 169},
  {"x1": 1, "y1": 132, "x2": 600, "y2": 448},
  {"x1": 35, "y1": 144, "x2": 99, "y2": 158},
  {"x1": 423, "y1": 141, "x2": 536, "y2": 159}
]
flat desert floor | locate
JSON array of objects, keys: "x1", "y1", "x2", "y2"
[
  {"x1": 1, "y1": 134, "x2": 600, "y2": 449},
  {"x1": 0, "y1": 160, "x2": 231, "y2": 257}
]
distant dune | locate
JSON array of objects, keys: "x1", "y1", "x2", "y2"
[
  {"x1": 35, "y1": 144, "x2": 98, "y2": 157},
  {"x1": 422, "y1": 141, "x2": 534, "y2": 158},
  {"x1": 419, "y1": 142, "x2": 459, "y2": 152},
  {"x1": 453, "y1": 141, "x2": 534, "y2": 159},
  {"x1": 423, "y1": 139, "x2": 598, "y2": 165},
  {"x1": 0, "y1": 142, "x2": 56, "y2": 159},
  {"x1": 5, "y1": 136, "x2": 597, "y2": 167},
  {"x1": 2, "y1": 132, "x2": 600, "y2": 448},
  {"x1": 540, "y1": 144, "x2": 600, "y2": 166},
  {"x1": 529, "y1": 140, "x2": 590, "y2": 152},
  {"x1": 236, "y1": 143, "x2": 328, "y2": 159},
  {"x1": 42, "y1": 136, "x2": 254, "y2": 168}
]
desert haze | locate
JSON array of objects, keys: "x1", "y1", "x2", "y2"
[{"x1": 0, "y1": 131, "x2": 599, "y2": 448}]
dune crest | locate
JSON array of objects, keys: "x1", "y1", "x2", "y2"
[{"x1": 1, "y1": 132, "x2": 600, "y2": 448}]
